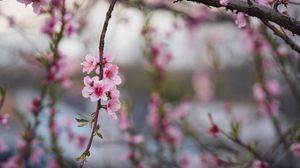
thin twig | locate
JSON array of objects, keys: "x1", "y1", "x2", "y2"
[
  {"x1": 185, "y1": 0, "x2": 300, "y2": 36},
  {"x1": 261, "y1": 20, "x2": 300, "y2": 54},
  {"x1": 79, "y1": 0, "x2": 118, "y2": 167}
]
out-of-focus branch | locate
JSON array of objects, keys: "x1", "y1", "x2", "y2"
[
  {"x1": 185, "y1": 0, "x2": 300, "y2": 36},
  {"x1": 261, "y1": 20, "x2": 300, "y2": 54},
  {"x1": 0, "y1": 86, "x2": 6, "y2": 110},
  {"x1": 119, "y1": 0, "x2": 193, "y2": 19}
]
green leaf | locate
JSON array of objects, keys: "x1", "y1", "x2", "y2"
[
  {"x1": 230, "y1": 122, "x2": 240, "y2": 139},
  {"x1": 75, "y1": 118, "x2": 89, "y2": 123},
  {"x1": 97, "y1": 132, "x2": 103, "y2": 139}
]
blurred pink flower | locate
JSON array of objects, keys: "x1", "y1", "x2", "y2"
[
  {"x1": 220, "y1": 0, "x2": 229, "y2": 6},
  {"x1": 266, "y1": 80, "x2": 281, "y2": 96},
  {"x1": 118, "y1": 108, "x2": 131, "y2": 130},
  {"x1": 256, "y1": 0, "x2": 272, "y2": 6},
  {"x1": 0, "y1": 114, "x2": 9, "y2": 127},
  {"x1": 81, "y1": 55, "x2": 97, "y2": 74},
  {"x1": 208, "y1": 124, "x2": 220, "y2": 136},
  {"x1": 179, "y1": 155, "x2": 189, "y2": 168},
  {"x1": 200, "y1": 152, "x2": 219, "y2": 168},
  {"x1": 290, "y1": 143, "x2": 300, "y2": 157},
  {"x1": 0, "y1": 140, "x2": 8, "y2": 153},
  {"x1": 17, "y1": 0, "x2": 49, "y2": 13},
  {"x1": 42, "y1": 17, "x2": 57, "y2": 36},
  {"x1": 259, "y1": 100, "x2": 279, "y2": 116},
  {"x1": 125, "y1": 134, "x2": 144, "y2": 145},
  {"x1": 173, "y1": 102, "x2": 190, "y2": 120},
  {"x1": 1, "y1": 154, "x2": 20, "y2": 168},
  {"x1": 64, "y1": 20, "x2": 79, "y2": 37},
  {"x1": 252, "y1": 160, "x2": 269, "y2": 168},
  {"x1": 29, "y1": 148, "x2": 44, "y2": 166},
  {"x1": 193, "y1": 71, "x2": 214, "y2": 102},
  {"x1": 47, "y1": 158, "x2": 59, "y2": 168},
  {"x1": 235, "y1": 13, "x2": 247, "y2": 29},
  {"x1": 29, "y1": 98, "x2": 41, "y2": 114},
  {"x1": 253, "y1": 83, "x2": 265, "y2": 102},
  {"x1": 165, "y1": 126, "x2": 182, "y2": 145},
  {"x1": 106, "y1": 98, "x2": 121, "y2": 120}
]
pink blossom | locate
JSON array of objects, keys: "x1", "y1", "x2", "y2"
[
  {"x1": 193, "y1": 71, "x2": 214, "y2": 102},
  {"x1": 290, "y1": 143, "x2": 300, "y2": 157},
  {"x1": 276, "y1": 46, "x2": 288, "y2": 57},
  {"x1": 29, "y1": 148, "x2": 44, "y2": 165},
  {"x1": 90, "y1": 80, "x2": 111, "y2": 102},
  {"x1": 81, "y1": 86, "x2": 93, "y2": 98},
  {"x1": 0, "y1": 114, "x2": 9, "y2": 127},
  {"x1": 200, "y1": 152, "x2": 219, "y2": 168},
  {"x1": 47, "y1": 158, "x2": 59, "y2": 168},
  {"x1": 1, "y1": 154, "x2": 20, "y2": 168},
  {"x1": 124, "y1": 151, "x2": 141, "y2": 162},
  {"x1": 118, "y1": 107, "x2": 132, "y2": 131},
  {"x1": 103, "y1": 63, "x2": 122, "y2": 85},
  {"x1": 32, "y1": 0, "x2": 49, "y2": 13},
  {"x1": 76, "y1": 135, "x2": 87, "y2": 149},
  {"x1": 147, "y1": 94, "x2": 161, "y2": 128},
  {"x1": 0, "y1": 140, "x2": 8, "y2": 153},
  {"x1": 266, "y1": 80, "x2": 281, "y2": 96},
  {"x1": 256, "y1": 0, "x2": 272, "y2": 6},
  {"x1": 252, "y1": 160, "x2": 269, "y2": 168},
  {"x1": 179, "y1": 155, "x2": 189, "y2": 168},
  {"x1": 16, "y1": 139, "x2": 26, "y2": 150},
  {"x1": 220, "y1": 0, "x2": 229, "y2": 6},
  {"x1": 150, "y1": 44, "x2": 173, "y2": 71},
  {"x1": 29, "y1": 98, "x2": 41, "y2": 114},
  {"x1": 51, "y1": 0, "x2": 63, "y2": 8},
  {"x1": 109, "y1": 87, "x2": 120, "y2": 99},
  {"x1": 42, "y1": 17, "x2": 57, "y2": 36},
  {"x1": 259, "y1": 100, "x2": 279, "y2": 116},
  {"x1": 173, "y1": 102, "x2": 190, "y2": 120},
  {"x1": 253, "y1": 83, "x2": 265, "y2": 102},
  {"x1": 17, "y1": 0, "x2": 49, "y2": 14},
  {"x1": 235, "y1": 13, "x2": 247, "y2": 29},
  {"x1": 106, "y1": 98, "x2": 121, "y2": 119},
  {"x1": 81, "y1": 54, "x2": 97, "y2": 74},
  {"x1": 208, "y1": 124, "x2": 220, "y2": 136},
  {"x1": 64, "y1": 20, "x2": 79, "y2": 37},
  {"x1": 103, "y1": 53, "x2": 114, "y2": 63},
  {"x1": 165, "y1": 126, "x2": 182, "y2": 145},
  {"x1": 125, "y1": 134, "x2": 144, "y2": 145}
]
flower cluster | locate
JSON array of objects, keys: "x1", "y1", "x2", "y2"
[
  {"x1": 290, "y1": 143, "x2": 300, "y2": 157},
  {"x1": 81, "y1": 54, "x2": 121, "y2": 119},
  {"x1": 220, "y1": 0, "x2": 229, "y2": 6},
  {"x1": 253, "y1": 80, "x2": 281, "y2": 116},
  {"x1": 17, "y1": 0, "x2": 49, "y2": 13},
  {"x1": 45, "y1": 53, "x2": 72, "y2": 89},
  {"x1": 147, "y1": 93, "x2": 183, "y2": 146},
  {"x1": 252, "y1": 160, "x2": 269, "y2": 168}
]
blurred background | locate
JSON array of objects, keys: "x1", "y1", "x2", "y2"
[{"x1": 0, "y1": 0, "x2": 300, "y2": 167}]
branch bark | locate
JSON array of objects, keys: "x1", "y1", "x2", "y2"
[{"x1": 185, "y1": 0, "x2": 300, "y2": 36}]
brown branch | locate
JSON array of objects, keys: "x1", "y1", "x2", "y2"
[
  {"x1": 79, "y1": 0, "x2": 118, "y2": 167},
  {"x1": 261, "y1": 20, "x2": 300, "y2": 54},
  {"x1": 185, "y1": 0, "x2": 300, "y2": 36}
]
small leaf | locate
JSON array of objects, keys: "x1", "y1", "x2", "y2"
[
  {"x1": 78, "y1": 123, "x2": 88, "y2": 127},
  {"x1": 97, "y1": 132, "x2": 103, "y2": 139},
  {"x1": 75, "y1": 118, "x2": 89, "y2": 123}
]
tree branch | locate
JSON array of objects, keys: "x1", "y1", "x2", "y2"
[
  {"x1": 261, "y1": 19, "x2": 300, "y2": 54},
  {"x1": 185, "y1": 0, "x2": 300, "y2": 36}
]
